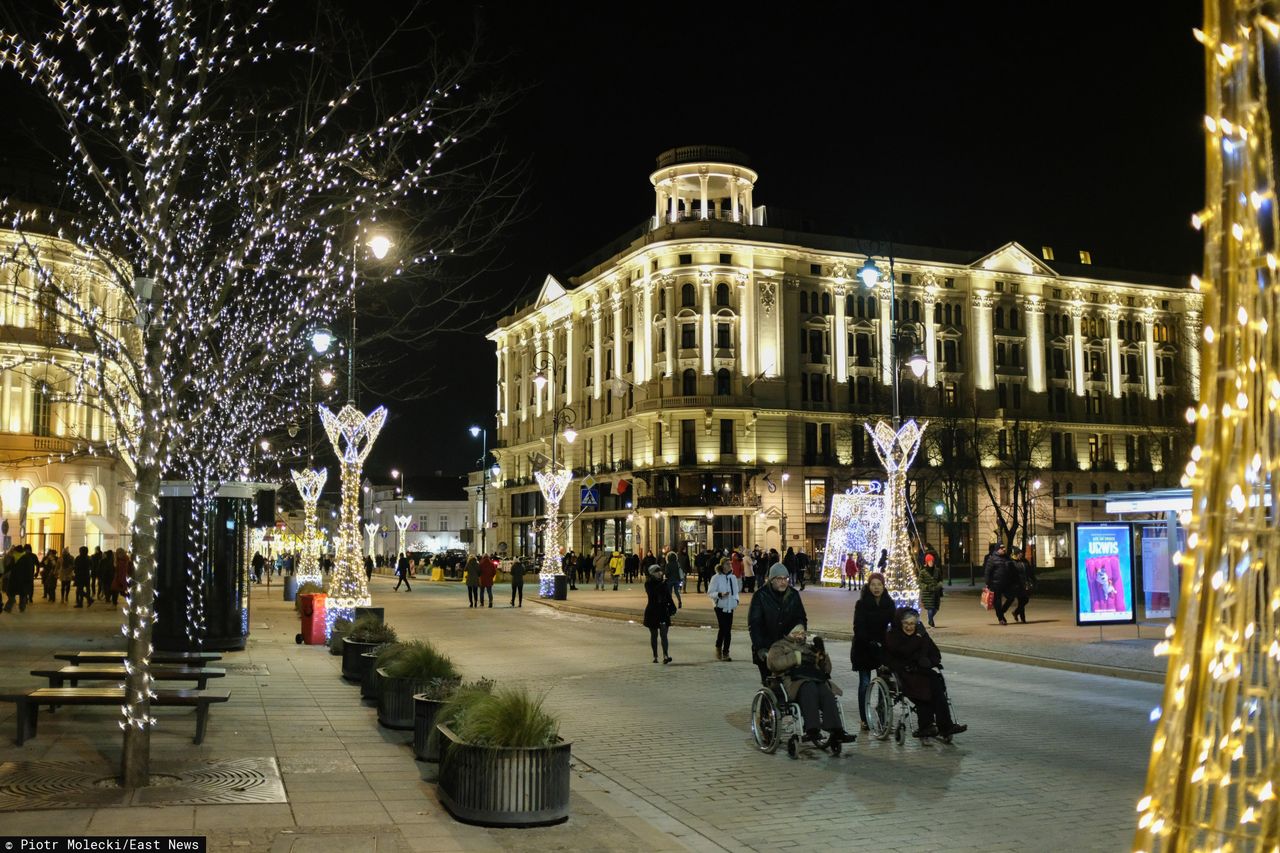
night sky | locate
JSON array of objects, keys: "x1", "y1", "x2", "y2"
[{"x1": 366, "y1": 1, "x2": 1205, "y2": 487}]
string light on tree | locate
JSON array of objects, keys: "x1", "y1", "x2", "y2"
[
  {"x1": 533, "y1": 466, "x2": 572, "y2": 597},
  {"x1": 1135, "y1": 5, "x2": 1280, "y2": 850}
]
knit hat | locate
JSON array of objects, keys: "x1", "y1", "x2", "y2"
[
  {"x1": 866, "y1": 571, "x2": 886, "y2": 587},
  {"x1": 787, "y1": 623, "x2": 807, "y2": 637},
  {"x1": 767, "y1": 563, "x2": 789, "y2": 580}
]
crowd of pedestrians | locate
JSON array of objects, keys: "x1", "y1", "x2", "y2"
[{"x1": 0, "y1": 542, "x2": 133, "y2": 613}]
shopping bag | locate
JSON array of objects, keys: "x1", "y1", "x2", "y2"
[{"x1": 979, "y1": 588, "x2": 994, "y2": 611}]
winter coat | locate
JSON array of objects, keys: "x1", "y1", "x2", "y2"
[
  {"x1": 112, "y1": 553, "x2": 132, "y2": 594},
  {"x1": 610, "y1": 552, "x2": 625, "y2": 576},
  {"x1": 707, "y1": 571, "x2": 740, "y2": 613},
  {"x1": 510, "y1": 560, "x2": 526, "y2": 582},
  {"x1": 983, "y1": 550, "x2": 1019, "y2": 592},
  {"x1": 766, "y1": 636, "x2": 841, "y2": 701},
  {"x1": 464, "y1": 556, "x2": 480, "y2": 585},
  {"x1": 882, "y1": 624, "x2": 944, "y2": 704},
  {"x1": 677, "y1": 550, "x2": 691, "y2": 579},
  {"x1": 731, "y1": 553, "x2": 744, "y2": 579},
  {"x1": 479, "y1": 558, "x2": 497, "y2": 588},
  {"x1": 593, "y1": 551, "x2": 611, "y2": 575},
  {"x1": 747, "y1": 585, "x2": 808, "y2": 652},
  {"x1": 643, "y1": 576, "x2": 675, "y2": 628},
  {"x1": 850, "y1": 589, "x2": 897, "y2": 671},
  {"x1": 917, "y1": 564, "x2": 943, "y2": 611},
  {"x1": 11, "y1": 551, "x2": 37, "y2": 596},
  {"x1": 664, "y1": 552, "x2": 684, "y2": 583},
  {"x1": 73, "y1": 553, "x2": 92, "y2": 586},
  {"x1": 59, "y1": 551, "x2": 74, "y2": 582}
]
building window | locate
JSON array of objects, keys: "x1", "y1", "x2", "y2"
[
  {"x1": 682, "y1": 369, "x2": 697, "y2": 396},
  {"x1": 1012, "y1": 383, "x2": 1022, "y2": 409},
  {"x1": 810, "y1": 373, "x2": 825, "y2": 402},
  {"x1": 720, "y1": 419, "x2": 735, "y2": 454},
  {"x1": 681, "y1": 283, "x2": 695, "y2": 307},
  {"x1": 32, "y1": 383, "x2": 52, "y2": 437},
  {"x1": 658, "y1": 288, "x2": 666, "y2": 311},
  {"x1": 804, "y1": 422, "x2": 818, "y2": 464},
  {"x1": 715, "y1": 368, "x2": 731, "y2": 396},
  {"x1": 657, "y1": 328, "x2": 666, "y2": 354},
  {"x1": 716, "y1": 323, "x2": 731, "y2": 349},
  {"x1": 820, "y1": 292, "x2": 831, "y2": 315},
  {"x1": 998, "y1": 382, "x2": 1008, "y2": 409},
  {"x1": 810, "y1": 263, "x2": 822, "y2": 275},
  {"x1": 681, "y1": 323, "x2": 696, "y2": 349},
  {"x1": 680, "y1": 419, "x2": 697, "y2": 464},
  {"x1": 439, "y1": 515, "x2": 449, "y2": 531},
  {"x1": 996, "y1": 343, "x2": 1006, "y2": 366},
  {"x1": 679, "y1": 253, "x2": 692, "y2": 265},
  {"x1": 804, "y1": 478, "x2": 828, "y2": 514},
  {"x1": 715, "y1": 282, "x2": 730, "y2": 306},
  {"x1": 720, "y1": 253, "x2": 733, "y2": 265}
]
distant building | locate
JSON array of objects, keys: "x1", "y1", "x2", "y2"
[
  {"x1": 487, "y1": 146, "x2": 1197, "y2": 567},
  {"x1": 361, "y1": 475, "x2": 470, "y2": 558}
]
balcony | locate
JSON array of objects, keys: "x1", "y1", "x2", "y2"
[
  {"x1": 0, "y1": 433, "x2": 78, "y2": 459},
  {"x1": 635, "y1": 394, "x2": 750, "y2": 413},
  {"x1": 637, "y1": 492, "x2": 762, "y2": 509}
]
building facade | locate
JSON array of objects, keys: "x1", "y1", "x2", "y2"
[
  {"x1": 0, "y1": 222, "x2": 135, "y2": 555},
  {"x1": 487, "y1": 146, "x2": 1198, "y2": 569},
  {"x1": 361, "y1": 483, "x2": 471, "y2": 559}
]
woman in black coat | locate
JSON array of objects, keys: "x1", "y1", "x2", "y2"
[
  {"x1": 850, "y1": 571, "x2": 897, "y2": 730},
  {"x1": 882, "y1": 607, "x2": 966, "y2": 739},
  {"x1": 643, "y1": 566, "x2": 676, "y2": 664}
]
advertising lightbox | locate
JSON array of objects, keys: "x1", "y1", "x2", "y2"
[{"x1": 1073, "y1": 523, "x2": 1136, "y2": 626}]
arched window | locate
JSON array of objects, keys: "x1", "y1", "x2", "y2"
[
  {"x1": 799, "y1": 291, "x2": 809, "y2": 314},
  {"x1": 715, "y1": 282, "x2": 730, "y2": 307},
  {"x1": 715, "y1": 368, "x2": 731, "y2": 396},
  {"x1": 911, "y1": 300, "x2": 920, "y2": 322},
  {"x1": 682, "y1": 368, "x2": 697, "y2": 396},
  {"x1": 867, "y1": 299, "x2": 876, "y2": 319},
  {"x1": 26, "y1": 485, "x2": 65, "y2": 555},
  {"x1": 681, "y1": 283, "x2": 695, "y2": 307},
  {"x1": 820, "y1": 292, "x2": 831, "y2": 315},
  {"x1": 846, "y1": 294, "x2": 855, "y2": 316},
  {"x1": 1009, "y1": 308, "x2": 1019, "y2": 330},
  {"x1": 32, "y1": 381, "x2": 52, "y2": 437},
  {"x1": 933, "y1": 302, "x2": 942, "y2": 324}
]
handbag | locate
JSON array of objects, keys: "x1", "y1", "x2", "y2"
[{"x1": 979, "y1": 588, "x2": 994, "y2": 611}]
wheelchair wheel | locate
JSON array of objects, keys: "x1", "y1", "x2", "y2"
[
  {"x1": 895, "y1": 721, "x2": 905, "y2": 744},
  {"x1": 751, "y1": 689, "x2": 781, "y2": 753},
  {"x1": 866, "y1": 677, "x2": 894, "y2": 741}
]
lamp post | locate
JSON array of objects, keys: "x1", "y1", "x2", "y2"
[
  {"x1": 390, "y1": 467, "x2": 404, "y2": 497},
  {"x1": 469, "y1": 426, "x2": 489, "y2": 555},
  {"x1": 531, "y1": 350, "x2": 578, "y2": 596},
  {"x1": 780, "y1": 471, "x2": 790, "y2": 551},
  {"x1": 856, "y1": 252, "x2": 927, "y2": 428}
]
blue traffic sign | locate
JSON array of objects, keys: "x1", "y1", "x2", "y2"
[{"x1": 580, "y1": 486, "x2": 600, "y2": 509}]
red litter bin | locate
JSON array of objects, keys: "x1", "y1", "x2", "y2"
[{"x1": 296, "y1": 592, "x2": 328, "y2": 645}]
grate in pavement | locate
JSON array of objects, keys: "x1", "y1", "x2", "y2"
[
  {"x1": 218, "y1": 662, "x2": 271, "y2": 675},
  {"x1": 0, "y1": 756, "x2": 286, "y2": 810}
]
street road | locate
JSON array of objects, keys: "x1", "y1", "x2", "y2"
[{"x1": 383, "y1": 581, "x2": 1158, "y2": 852}]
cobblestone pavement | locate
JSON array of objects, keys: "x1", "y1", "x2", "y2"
[{"x1": 0, "y1": 577, "x2": 1160, "y2": 852}]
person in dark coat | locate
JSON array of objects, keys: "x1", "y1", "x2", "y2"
[
  {"x1": 509, "y1": 556, "x2": 526, "y2": 607},
  {"x1": 850, "y1": 571, "x2": 897, "y2": 730},
  {"x1": 464, "y1": 555, "x2": 480, "y2": 607},
  {"x1": 73, "y1": 546, "x2": 93, "y2": 607},
  {"x1": 643, "y1": 565, "x2": 676, "y2": 663},
  {"x1": 1009, "y1": 554, "x2": 1036, "y2": 623},
  {"x1": 393, "y1": 552, "x2": 411, "y2": 591},
  {"x1": 982, "y1": 543, "x2": 1020, "y2": 625},
  {"x1": 917, "y1": 559, "x2": 943, "y2": 628},
  {"x1": 747, "y1": 564, "x2": 809, "y2": 685},
  {"x1": 882, "y1": 607, "x2": 967, "y2": 739},
  {"x1": 4, "y1": 544, "x2": 37, "y2": 612}
]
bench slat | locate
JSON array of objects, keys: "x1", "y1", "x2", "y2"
[
  {"x1": 1, "y1": 688, "x2": 230, "y2": 746},
  {"x1": 53, "y1": 650, "x2": 222, "y2": 664}
]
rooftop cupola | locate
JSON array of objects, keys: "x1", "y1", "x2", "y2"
[{"x1": 649, "y1": 146, "x2": 759, "y2": 229}]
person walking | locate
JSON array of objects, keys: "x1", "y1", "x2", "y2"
[
  {"x1": 1009, "y1": 551, "x2": 1036, "y2": 623},
  {"x1": 644, "y1": 564, "x2": 676, "y2": 664},
  {"x1": 625, "y1": 549, "x2": 640, "y2": 584},
  {"x1": 110, "y1": 549, "x2": 132, "y2": 606},
  {"x1": 917, "y1": 557, "x2": 943, "y2": 628},
  {"x1": 563, "y1": 550, "x2": 578, "y2": 590},
  {"x1": 694, "y1": 549, "x2": 710, "y2": 594},
  {"x1": 593, "y1": 547, "x2": 609, "y2": 590},
  {"x1": 843, "y1": 553, "x2": 858, "y2": 590},
  {"x1": 4, "y1": 544, "x2": 37, "y2": 612},
  {"x1": 252, "y1": 551, "x2": 264, "y2": 584},
  {"x1": 393, "y1": 552, "x2": 412, "y2": 591},
  {"x1": 982, "y1": 543, "x2": 1019, "y2": 625},
  {"x1": 464, "y1": 554, "x2": 480, "y2": 607},
  {"x1": 741, "y1": 548, "x2": 755, "y2": 593},
  {"x1": 708, "y1": 557, "x2": 740, "y2": 661},
  {"x1": 479, "y1": 553, "x2": 497, "y2": 607},
  {"x1": 610, "y1": 549, "x2": 625, "y2": 591},
  {"x1": 782, "y1": 547, "x2": 798, "y2": 588},
  {"x1": 41, "y1": 550, "x2": 58, "y2": 602},
  {"x1": 58, "y1": 548, "x2": 73, "y2": 603},
  {"x1": 510, "y1": 555, "x2": 525, "y2": 607},
  {"x1": 667, "y1": 548, "x2": 685, "y2": 609},
  {"x1": 363, "y1": 555, "x2": 374, "y2": 585},
  {"x1": 747, "y1": 563, "x2": 809, "y2": 685},
  {"x1": 850, "y1": 571, "x2": 896, "y2": 732},
  {"x1": 92, "y1": 546, "x2": 110, "y2": 601}
]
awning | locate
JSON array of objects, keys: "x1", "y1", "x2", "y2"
[{"x1": 86, "y1": 513, "x2": 118, "y2": 535}]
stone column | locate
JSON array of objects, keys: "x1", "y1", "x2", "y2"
[
  {"x1": 668, "y1": 180, "x2": 678, "y2": 224},
  {"x1": 879, "y1": 282, "x2": 894, "y2": 387},
  {"x1": 1025, "y1": 295, "x2": 1046, "y2": 393},
  {"x1": 833, "y1": 284, "x2": 849, "y2": 383},
  {"x1": 519, "y1": 335, "x2": 530, "y2": 422},
  {"x1": 1143, "y1": 304, "x2": 1158, "y2": 400},
  {"x1": 701, "y1": 273, "x2": 713, "y2": 375},
  {"x1": 641, "y1": 278, "x2": 654, "y2": 383},
  {"x1": 654, "y1": 187, "x2": 664, "y2": 228},
  {"x1": 738, "y1": 272, "x2": 753, "y2": 378},
  {"x1": 699, "y1": 169, "x2": 709, "y2": 220},
  {"x1": 744, "y1": 186, "x2": 754, "y2": 224},
  {"x1": 923, "y1": 289, "x2": 938, "y2": 388},
  {"x1": 534, "y1": 324, "x2": 545, "y2": 419},
  {"x1": 0, "y1": 369, "x2": 10, "y2": 432},
  {"x1": 592, "y1": 300, "x2": 604, "y2": 400},
  {"x1": 497, "y1": 343, "x2": 508, "y2": 426},
  {"x1": 546, "y1": 323, "x2": 558, "y2": 411},
  {"x1": 1107, "y1": 306, "x2": 1122, "y2": 398},
  {"x1": 971, "y1": 290, "x2": 994, "y2": 391},
  {"x1": 612, "y1": 290, "x2": 624, "y2": 382},
  {"x1": 664, "y1": 278, "x2": 676, "y2": 381},
  {"x1": 1070, "y1": 302, "x2": 1086, "y2": 397},
  {"x1": 731, "y1": 179, "x2": 740, "y2": 222},
  {"x1": 565, "y1": 318, "x2": 576, "y2": 405}
]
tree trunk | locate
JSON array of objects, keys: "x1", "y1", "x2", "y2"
[{"x1": 121, "y1": 452, "x2": 162, "y2": 788}]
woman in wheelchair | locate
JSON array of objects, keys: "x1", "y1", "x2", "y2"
[
  {"x1": 882, "y1": 608, "x2": 968, "y2": 740},
  {"x1": 766, "y1": 624, "x2": 855, "y2": 751}
]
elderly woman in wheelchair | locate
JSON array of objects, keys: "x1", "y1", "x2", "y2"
[
  {"x1": 877, "y1": 607, "x2": 968, "y2": 741},
  {"x1": 750, "y1": 623, "x2": 856, "y2": 757}
]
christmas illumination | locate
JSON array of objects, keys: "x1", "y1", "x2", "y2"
[
  {"x1": 364, "y1": 521, "x2": 380, "y2": 560},
  {"x1": 394, "y1": 514, "x2": 411, "y2": 560},
  {"x1": 1135, "y1": 6, "x2": 1280, "y2": 850},
  {"x1": 868, "y1": 419, "x2": 926, "y2": 609},
  {"x1": 820, "y1": 482, "x2": 885, "y2": 584},
  {"x1": 320, "y1": 404, "x2": 386, "y2": 632},
  {"x1": 290, "y1": 468, "x2": 327, "y2": 586},
  {"x1": 534, "y1": 466, "x2": 572, "y2": 596}
]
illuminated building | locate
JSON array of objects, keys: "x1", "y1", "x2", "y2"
[{"x1": 487, "y1": 147, "x2": 1197, "y2": 564}]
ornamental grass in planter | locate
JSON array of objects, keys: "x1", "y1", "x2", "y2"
[
  {"x1": 342, "y1": 616, "x2": 398, "y2": 682},
  {"x1": 377, "y1": 640, "x2": 458, "y2": 730},
  {"x1": 328, "y1": 618, "x2": 353, "y2": 655},
  {"x1": 416, "y1": 678, "x2": 489, "y2": 762},
  {"x1": 436, "y1": 686, "x2": 570, "y2": 827},
  {"x1": 364, "y1": 642, "x2": 406, "y2": 702}
]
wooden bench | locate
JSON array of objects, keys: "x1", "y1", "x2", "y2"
[
  {"x1": 31, "y1": 665, "x2": 227, "y2": 690},
  {"x1": 0, "y1": 688, "x2": 231, "y2": 745},
  {"x1": 53, "y1": 650, "x2": 223, "y2": 665}
]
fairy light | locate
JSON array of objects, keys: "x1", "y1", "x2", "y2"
[
  {"x1": 820, "y1": 482, "x2": 885, "y2": 584},
  {"x1": 291, "y1": 469, "x2": 327, "y2": 585},
  {"x1": 320, "y1": 404, "x2": 386, "y2": 633},
  {"x1": 533, "y1": 466, "x2": 572, "y2": 596},
  {"x1": 867, "y1": 419, "x2": 926, "y2": 609},
  {"x1": 1134, "y1": 5, "x2": 1280, "y2": 849},
  {"x1": 394, "y1": 514, "x2": 411, "y2": 559}
]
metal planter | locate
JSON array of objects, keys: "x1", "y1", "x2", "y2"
[
  {"x1": 361, "y1": 653, "x2": 382, "y2": 700},
  {"x1": 436, "y1": 723, "x2": 571, "y2": 827},
  {"x1": 376, "y1": 669, "x2": 423, "y2": 730},
  {"x1": 412, "y1": 695, "x2": 448, "y2": 762},
  {"x1": 342, "y1": 638, "x2": 381, "y2": 682}
]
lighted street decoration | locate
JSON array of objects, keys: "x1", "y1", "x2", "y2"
[
  {"x1": 1133, "y1": 5, "x2": 1278, "y2": 849},
  {"x1": 319, "y1": 403, "x2": 387, "y2": 633},
  {"x1": 364, "y1": 522, "x2": 379, "y2": 560},
  {"x1": 290, "y1": 468, "x2": 327, "y2": 585},
  {"x1": 820, "y1": 481, "x2": 886, "y2": 585},
  {"x1": 394, "y1": 514, "x2": 411, "y2": 560},
  {"x1": 868, "y1": 419, "x2": 925, "y2": 609},
  {"x1": 534, "y1": 465, "x2": 573, "y2": 597}
]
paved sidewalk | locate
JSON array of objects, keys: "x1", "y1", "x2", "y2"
[{"x1": 536, "y1": 578, "x2": 1168, "y2": 681}]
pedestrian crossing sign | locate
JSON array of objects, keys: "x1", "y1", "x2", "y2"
[{"x1": 580, "y1": 486, "x2": 600, "y2": 509}]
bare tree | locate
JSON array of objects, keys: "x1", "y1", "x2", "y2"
[
  {"x1": 0, "y1": 0, "x2": 515, "y2": 786},
  {"x1": 966, "y1": 404, "x2": 1050, "y2": 552}
]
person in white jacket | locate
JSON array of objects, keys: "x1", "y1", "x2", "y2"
[{"x1": 708, "y1": 557, "x2": 741, "y2": 661}]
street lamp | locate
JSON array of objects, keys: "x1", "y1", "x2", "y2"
[
  {"x1": 531, "y1": 350, "x2": 578, "y2": 596},
  {"x1": 391, "y1": 467, "x2": 404, "y2": 496},
  {"x1": 469, "y1": 425, "x2": 489, "y2": 555},
  {"x1": 858, "y1": 249, "x2": 927, "y2": 424},
  {"x1": 780, "y1": 471, "x2": 791, "y2": 551}
]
